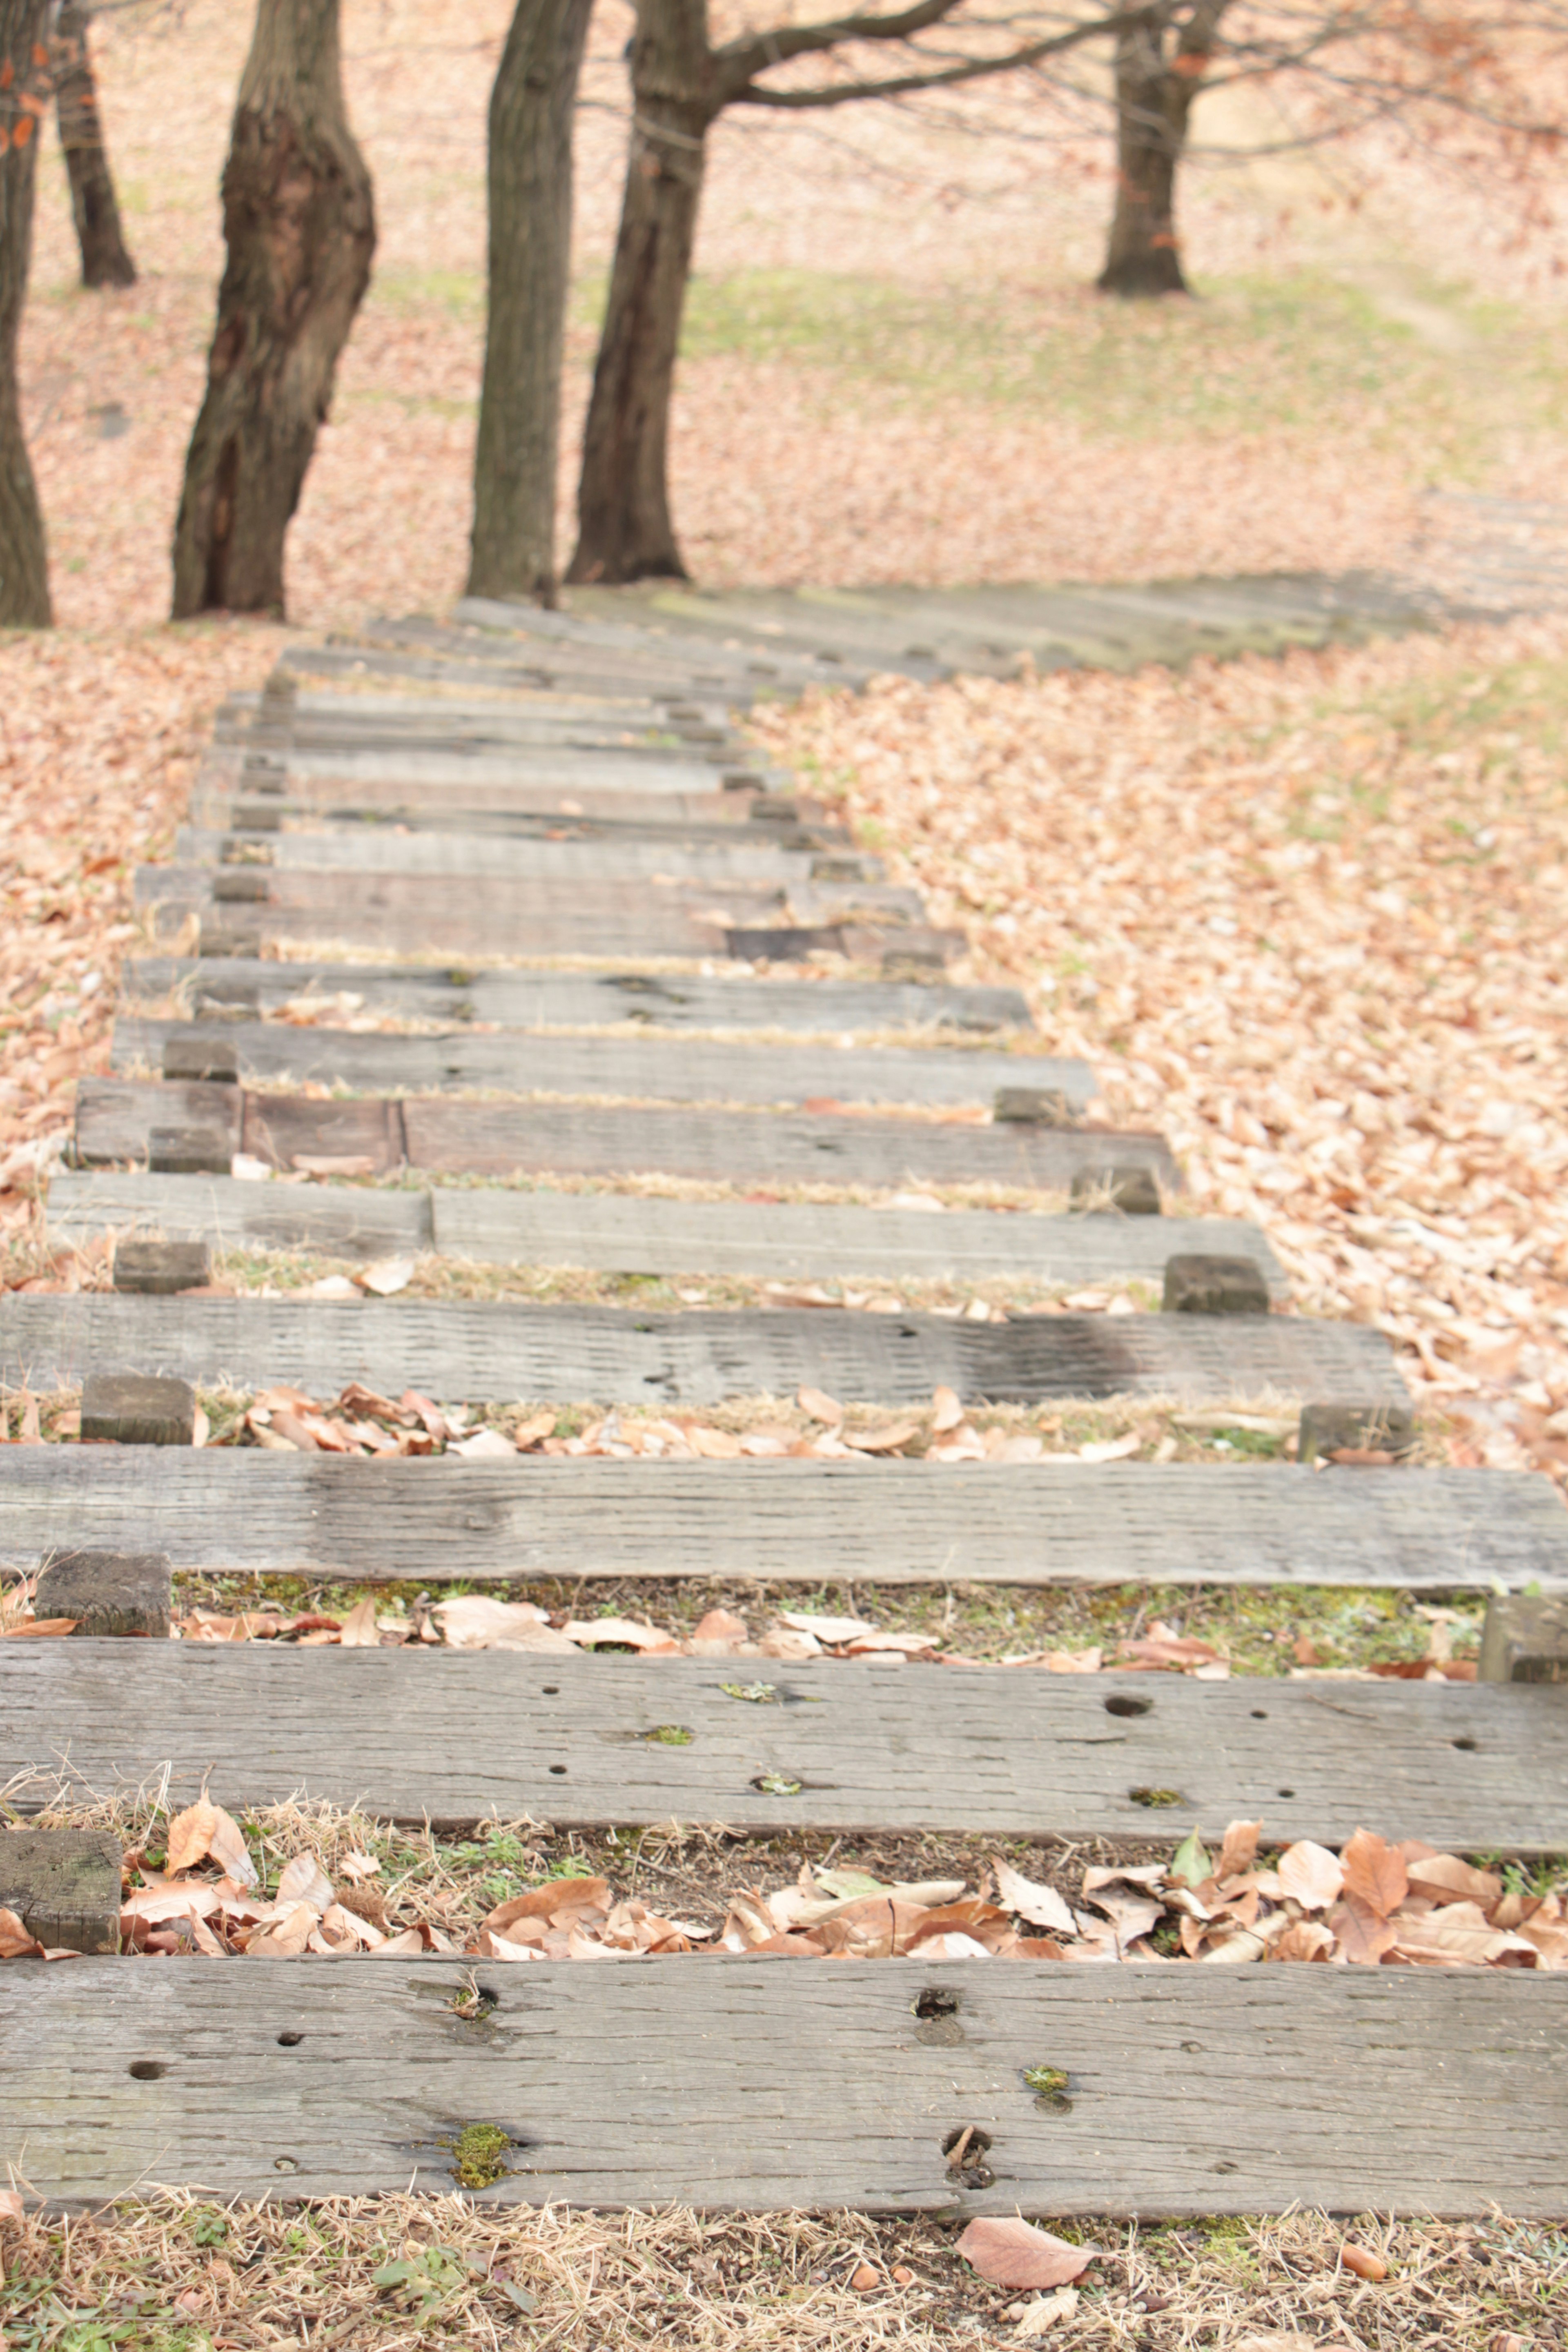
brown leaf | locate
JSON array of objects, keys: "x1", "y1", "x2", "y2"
[
  {"x1": 1405, "y1": 1853, "x2": 1503, "y2": 1909},
  {"x1": 482, "y1": 1878, "x2": 610, "y2": 1937},
  {"x1": 1217, "y1": 1819, "x2": 1262, "y2": 1878},
  {"x1": 1, "y1": 1617, "x2": 78, "y2": 1638},
  {"x1": 956, "y1": 2218, "x2": 1094, "y2": 2290},
  {"x1": 0, "y1": 1904, "x2": 44, "y2": 1958},
  {"x1": 991, "y1": 1856, "x2": 1077, "y2": 1936},
  {"x1": 690, "y1": 1607, "x2": 750, "y2": 1653},
  {"x1": 1277, "y1": 1839, "x2": 1344, "y2": 1911},
  {"x1": 797, "y1": 1384, "x2": 843, "y2": 1426},
  {"x1": 337, "y1": 1596, "x2": 381, "y2": 1648},
  {"x1": 1340, "y1": 1827, "x2": 1408, "y2": 1919},
  {"x1": 1272, "y1": 1918, "x2": 1336, "y2": 1962},
  {"x1": 843, "y1": 1421, "x2": 920, "y2": 1453},
  {"x1": 688, "y1": 1424, "x2": 742, "y2": 1458},
  {"x1": 1328, "y1": 1892, "x2": 1398, "y2": 1964},
  {"x1": 931, "y1": 1384, "x2": 964, "y2": 1432},
  {"x1": 165, "y1": 1798, "x2": 257, "y2": 1887}
]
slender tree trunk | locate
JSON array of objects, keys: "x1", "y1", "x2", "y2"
[
  {"x1": 467, "y1": 0, "x2": 592, "y2": 606},
  {"x1": 567, "y1": 0, "x2": 714, "y2": 586},
  {"x1": 52, "y1": 2, "x2": 136, "y2": 288},
  {"x1": 171, "y1": 0, "x2": 374, "y2": 620},
  {"x1": 0, "y1": 0, "x2": 52, "y2": 626},
  {"x1": 1097, "y1": 11, "x2": 1188, "y2": 296}
]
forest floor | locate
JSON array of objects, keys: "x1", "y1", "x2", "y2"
[{"x1": 3, "y1": 0, "x2": 1568, "y2": 2336}]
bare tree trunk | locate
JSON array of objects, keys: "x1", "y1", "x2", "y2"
[
  {"x1": 171, "y1": 0, "x2": 374, "y2": 620},
  {"x1": 567, "y1": 0, "x2": 714, "y2": 586},
  {"x1": 0, "y1": 0, "x2": 52, "y2": 626},
  {"x1": 1097, "y1": 11, "x2": 1188, "y2": 295},
  {"x1": 468, "y1": 0, "x2": 592, "y2": 605},
  {"x1": 52, "y1": 1, "x2": 136, "y2": 288}
]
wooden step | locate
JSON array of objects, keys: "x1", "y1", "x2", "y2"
[
  {"x1": 0, "y1": 1451, "x2": 1559, "y2": 1590},
  {"x1": 429, "y1": 1190, "x2": 1273, "y2": 1288},
  {"x1": 136, "y1": 868, "x2": 933, "y2": 958},
  {"x1": 4, "y1": 1956, "x2": 1563, "y2": 2215},
  {"x1": 174, "y1": 827, "x2": 860, "y2": 884},
  {"x1": 185, "y1": 799, "x2": 849, "y2": 849},
  {"x1": 127, "y1": 957, "x2": 1033, "y2": 1037},
  {"x1": 50, "y1": 1168, "x2": 1262, "y2": 1290},
  {"x1": 197, "y1": 767, "x2": 759, "y2": 824},
  {"x1": 111, "y1": 1022, "x2": 1088, "y2": 1112},
  {"x1": 0, "y1": 1293, "x2": 1405, "y2": 1410},
  {"x1": 7, "y1": 1644, "x2": 1563, "y2": 1847}
]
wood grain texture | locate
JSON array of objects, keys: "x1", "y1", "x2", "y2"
[
  {"x1": 5, "y1": 1642, "x2": 1563, "y2": 1846},
  {"x1": 401, "y1": 1099, "x2": 1174, "y2": 1189},
  {"x1": 125, "y1": 957, "x2": 1034, "y2": 1036},
  {"x1": 3, "y1": 1959, "x2": 1564, "y2": 2216},
  {"x1": 114, "y1": 1019, "x2": 1089, "y2": 1112},
  {"x1": 47, "y1": 1169, "x2": 432, "y2": 1254},
  {"x1": 174, "y1": 827, "x2": 826, "y2": 882},
  {"x1": 135, "y1": 866, "x2": 785, "y2": 956},
  {"x1": 0, "y1": 1292, "x2": 1405, "y2": 1409},
  {"x1": 0, "y1": 1452, "x2": 1559, "y2": 1590},
  {"x1": 49, "y1": 1171, "x2": 1260, "y2": 1298},
  {"x1": 432, "y1": 1190, "x2": 1277, "y2": 1288}
]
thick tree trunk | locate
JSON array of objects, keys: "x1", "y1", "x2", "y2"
[
  {"x1": 52, "y1": 2, "x2": 136, "y2": 289},
  {"x1": 171, "y1": 0, "x2": 374, "y2": 620},
  {"x1": 1097, "y1": 12, "x2": 1189, "y2": 296},
  {"x1": 0, "y1": 0, "x2": 52, "y2": 626},
  {"x1": 567, "y1": 0, "x2": 714, "y2": 586},
  {"x1": 467, "y1": 0, "x2": 592, "y2": 606}
]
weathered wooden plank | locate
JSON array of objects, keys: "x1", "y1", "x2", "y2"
[
  {"x1": 126, "y1": 957, "x2": 1035, "y2": 1036},
  {"x1": 78, "y1": 1090, "x2": 1167, "y2": 1195},
  {"x1": 48, "y1": 1171, "x2": 1222, "y2": 1287},
  {"x1": 399, "y1": 1099, "x2": 1171, "y2": 1189},
  {"x1": 4, "y1": 1959, "x2": 1563, "y2": 2216},
  {"x1": 185, "y1": 803, "x2": 845, "y2": 850},
  {"x1": 454, "y1": 593, "x2": 881, "y2": 689},
  {"x1": 207, "y1": 774, "x2": 751, "y2": 823},
  {"x1": 112, "y1": 1021, "x2": 1090, "y2": 1112},
  {"x1": 0, "y1": 1293, "x2": 1406, "y2": 1410},
  {"x1": 5, "y1": 1645, "x2": 1564, "y2": 1847},
  {"x1": 432, "y1": 1191, "x2": 1276, "y2": 1288},
  {"x1": 174, "y1": 827, "x2": 836, "y2": 883},
  {"x1": 0, "y1": 1451, "x2": 1560, "y2": 1590},
  {"x1": 245, "y1": 748, "x2": 751, "y2": 793},
  {"x1": 48, "y1": 1169, "x2": 432, "y2": 1255},
  {"x1": 136, "y1": 866, "x2": 786, "y2": 956}
]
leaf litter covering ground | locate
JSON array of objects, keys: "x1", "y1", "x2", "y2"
[
  {"x1": 0, "y1": 2202, "x2": 1560, "y2": 2352},
  {"x1": 4, "y1": 1800, "x2": 1562, "y2": 1973},
  {"x1": 755, "y1": 616, "x2": 1568, "y2": 1497}
]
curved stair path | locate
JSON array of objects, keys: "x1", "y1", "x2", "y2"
[{"x1": 3, "y1": 581, "x2": 1565, "y2": 2217}]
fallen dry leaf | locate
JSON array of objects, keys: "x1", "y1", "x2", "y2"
[
  {"x1": 337, "y1": 1596, "x2": 380, "y2": 1648},
  {"x1": 956, "y1": 2218, "x2": 1094, "y2": 2290},
  {"x1": 797, "y1": 1384, "x2": 843, "y2": 1426},
  {"x1": 354, "y1": 1256, "x2": 414, "y2": 1297},
  {"x1": 929, "y1": 1387, "x2": 965, "y2": 1433},
  {"x1": 1340, "y1": 1827, "x2": 1408, "y2": 1918},
  {"x1": 165, "y1": 1798, "x2": 257, "y2": 1888},
  {"x1": 991, "y1": 1857, "x2": 1077, "y2": 1936},
  {"x1": 1014, "y1": 2286, "x2": 1079, "y2": 2336},
  {"x1": 1277, "y1": 1839, "x2": 1345, "y2": 1912}
]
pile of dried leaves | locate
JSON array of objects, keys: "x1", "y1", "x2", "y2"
[
  {"x1": 4, "y1": 1804, "x2": 1560, "y2": 1971},
  {"x1": 757, "y1": 616, "x2": 1568, "y2": 1494}
]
